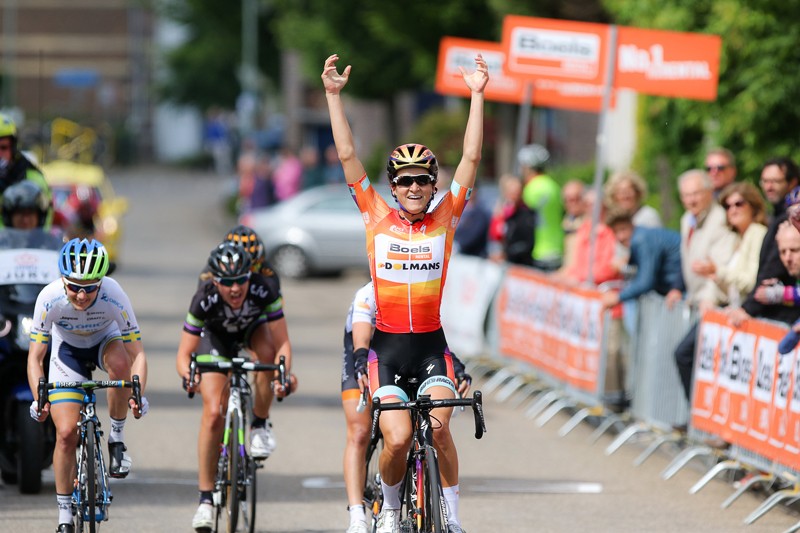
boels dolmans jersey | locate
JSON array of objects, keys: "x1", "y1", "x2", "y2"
[{"x1": 348, "y1": 174, "x2": 470, "y2": 334}]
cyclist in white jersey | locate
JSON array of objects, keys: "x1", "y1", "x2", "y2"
[{"x1": 27, "y1": 238, "x2": 147, "y2": 533}]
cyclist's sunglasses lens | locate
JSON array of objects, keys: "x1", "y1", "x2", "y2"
[
  {"x1": 216, "y1": 274, "x2": 251, "y2": 287},
  {"x1": 65, "y1": 281, "x2": 102, "y2": 294},
  {"x1": 393, "y1": 174, "x2": 435, "y2": 187}
]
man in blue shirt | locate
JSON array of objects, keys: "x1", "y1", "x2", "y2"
[{"x1": 601, "y1": 208, "x2": 682, "y2": 309}]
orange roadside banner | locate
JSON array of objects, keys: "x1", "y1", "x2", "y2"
[{"x1": 615, "y1": 26, "x2": 722, "y2": 101}]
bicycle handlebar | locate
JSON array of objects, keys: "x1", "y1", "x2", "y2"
[
  {"x1": 37, "y1": 376, "x2": 142, "y2": 414},
  {"x1": 370, "y1": 390, "x2": 486, "y2": 441},
  {"x1": 187, "y1": 353, "x2": 288, "y2": 400}
]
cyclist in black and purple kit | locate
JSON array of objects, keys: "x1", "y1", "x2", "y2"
[{"x1": 176, "y1": 241, "x2": 296, "y2": 532}]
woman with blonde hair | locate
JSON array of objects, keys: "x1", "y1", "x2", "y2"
[{"x1": 604, "y1": 170, "x2": 662, "y2": 228}]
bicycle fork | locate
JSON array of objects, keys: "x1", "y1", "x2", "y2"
[{"x1": 215, "y1": 387, "x2": 245, "y2": 505}]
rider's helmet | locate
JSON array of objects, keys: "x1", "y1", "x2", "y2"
[
  {"x1": 59, "y1": 238, "x2": 110, "y2": 280},
  {"x1": 517, "y1": 144, "x2": 550, "y2": 172},
  {"x1": 2, "y1": 180, "x2": 49, "y2": 227},
  {"x1": 207, "y1": 241, "x2": 252, "y2": 279},
  {"x1": 224, "y1": 225, "x2": 265, "y2": 270},
  {"x1": 386, "y1": 143, "x2": 438, "y2": 184},
  {"x1": 0, "y1": 114, "x2": 17, "y2": 141}
]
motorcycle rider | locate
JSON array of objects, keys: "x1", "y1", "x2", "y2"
[
  {"x1": 0, "y1": 114, "x2": 52, "y2": 228},
  {"x1": 1, "y1": 180, "x2": 51, "y2": 230}
]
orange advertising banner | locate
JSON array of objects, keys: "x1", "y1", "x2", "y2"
[
  {"x1": 435, "y1": 37, "x2": 528, "y2": 105},
  {"x1": 500, "y1": 16, "x2": 608, "y2": 111},
  {"x1": 691, "y1": 310, "x2": 800, "y2": 469},
  {"x1": 616, "y1": 26, "x2": 722, "y2": 101},
  {"x1": 495, "y1": 266, "x2": 604, "y2": 394},
  {"x1": 500, "y1": 15, "x2": 722, "y2": 107}
]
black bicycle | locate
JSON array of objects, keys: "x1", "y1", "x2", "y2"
[
  {"x1": 360, "y1": 387, "x2": 383, "y2": 530},
  {"x1": 37, "y1": 376, "x2": 142, "y2": 533},
  {"x1": 370, "y1": 381, "x2": 486, "y2": 533},
  {"x1": 187, "y1": 353, "x2": 287, "y2": 533}
]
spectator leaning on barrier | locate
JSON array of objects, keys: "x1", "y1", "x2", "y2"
[
  {"x1": 561, "y1": 179, "x2": 586, "y2": 269},
  {"x1": 668, "y1": 169, "x2": 739, "y2": 402},
  {"x1": 601, "y1": 208, "x2": 682, "y2": 309},
  {"x1": 454, "y1": 187, "x2": 491, "y2": 257},
  {"x1": 603, "y1": 170, "x2": 662, "y2": 228},
  {"x1": 693, "y1": 182, "x2": 767, "y2": 308},
  {"x1": 519, "y1": 144, "x2": 564, "y2": 271},
  {"x1": 727, "y1": 158, "x2": 800, "y2": 327},
  {"x1": 704, "y1": 147, "x2": 738, "y2": 198},
  {"x1": 488, "y1": 173, "x2": 536, "y2": 266}
]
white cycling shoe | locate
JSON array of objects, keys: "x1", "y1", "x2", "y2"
[
  {"x1": 250, "y1": 422, "x2": 277, "y2": 459},
  {"x1": 448, "y1": 523, "x2": 466, "y2": 533},
  {"x1": 375, "y1": 508, "x2": 400, "y2": 533},
  {"x1": 346, "y1": 519, "x2": 369, "y2": 533},
  {"x1": 192, "y1": 502, "x2": 214, "y2": 532}
]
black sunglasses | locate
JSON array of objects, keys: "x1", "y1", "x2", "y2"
[
  {"x1": 215, "y1": 273, "x2": 251, "y2": 287},
  {"x1": 64, "y1": 280, "x2": 102, "y2": 294},
  {"x1": 705, "y1": 164, "x2": 728, "y2": 172},
  {"x1": 724, "y1": 199, "x2": 747, "y2": 210},
  {"x1": 392, "y1": 174, "x2": 436, "y2": 188}
]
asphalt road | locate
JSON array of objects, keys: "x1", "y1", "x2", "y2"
[{"x1": 2, "y1": 167, "x2": 799, "y2": 532}]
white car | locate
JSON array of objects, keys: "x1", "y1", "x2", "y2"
[{"x1": 240, "y1": 185, "x2": 377, "y2": 278}]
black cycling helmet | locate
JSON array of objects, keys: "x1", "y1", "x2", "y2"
[
  {"x1": 2, "y1": 180, "x2": 49, "y2": 227},
  {"x1": 386, "y1": 143, "x2": 438, "y2": 183},
  {"x1": 225, "y1": 225, "x2": 265, "y2": 267},
  {"x1": 207, "y1": 241, "x2": 252, "y2": 278}
]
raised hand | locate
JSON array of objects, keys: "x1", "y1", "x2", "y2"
[
  {"x1": 321, "y1": 54, "x2": 351, "y2": 95},
  {"x1": 460, "y1": 53, "x2": 489, "y2": 94}
]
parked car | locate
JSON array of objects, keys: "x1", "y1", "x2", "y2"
[
  {"x1": 240, "y1": 185, "x2": 374, "y2": 278},
  {"x1": 40, "y1": 160, "x2": 128, "y2": 262}
]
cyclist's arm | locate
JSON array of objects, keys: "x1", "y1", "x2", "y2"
[
  {"x1": 352, "y1": 321, "x2": 372, "y2": 392},
  {"x1": 176, "y1": 330, "x2": 202, "y2": 382},
  {"x1": 322, "y1": 54, "x2": 366, "y2": 184},
  {"x1": 452, "y1": 54, "x2": 488, "y2": 191},
  {"x1": 267, "y1": 317, "x2": 292, "y2": 371},
  {"x1": 124, "y1": 339, "x2": 147, "y2": 393},
  {"x1": 26, "y1": 338, "x2": 49, "y2": 400}
]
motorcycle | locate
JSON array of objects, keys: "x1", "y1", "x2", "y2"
[{"x1": 0, "y1": 228, "x2": 62, "y2": 493}]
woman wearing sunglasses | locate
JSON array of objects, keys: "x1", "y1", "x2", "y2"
[
  {"x1": 323, "y1": 52, "x2": 487, "y2": 533},
  {"x1": 26, "y1": 238, "x2": 148, "y2": 533},
  {"x1": 176, "y1": 241, "x2": 295, "y2": 532}
]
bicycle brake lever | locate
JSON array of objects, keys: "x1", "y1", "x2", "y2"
[
  {"x1": 37, "y1": 377, "x2": 47, "y2": 415},
  {"x1": 276, "y1": 355, "x2": 287, "y2": 402},
  {"x1": 132, "y1": 375, "x2": 143, "y2": 419},
  {"x1": 472, "y1": 391, "x2": 486, "y2": 439},
  {"x1": 187, "y1": 356, "x2": 197, "y2": 399}
]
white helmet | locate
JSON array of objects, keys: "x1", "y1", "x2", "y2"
[{"x1": 518, "y1": 144, "x2": 550, "y2": 170}]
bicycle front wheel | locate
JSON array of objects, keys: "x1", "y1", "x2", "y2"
[
  {"x1": 424, "y1": 445, "x2": 448, "y2": 533},
  {"x1": 224, "y1": 415, "x2": 240, "y2": 533},
  {"x1": 240, "y1": 456, "x2": 257, "y2": 533},
  {"x1": 83, "y1": 420, "x2": 97, "y2": 533},
  {"x1": 364, "y1": 435, "x2": 383, "y2": 525}
]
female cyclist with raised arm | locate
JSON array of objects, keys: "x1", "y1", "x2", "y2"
[{"x1": 323, "y1": 52, "x2": 488, "y2": 533}]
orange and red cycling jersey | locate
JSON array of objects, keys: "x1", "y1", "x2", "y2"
[{"x1": 348, "y1": 174, "x2": 470, "y2": 334}]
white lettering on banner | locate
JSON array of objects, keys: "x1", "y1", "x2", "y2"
[
  {"x1": 535, "y1": 79, "x2": 604, "y2": 96},
  {"x1": 512, "y1": 28, "x2": 599, "y2": 61},
  {"x1": 448, "y1": 48, "x2": 505, "y2": 75},
  {"x1": 617, "y1": 44, "x2": 712, "y2": 80},
  {"x1": 0, "y1": 249, "x2": 60, "y2": 286}
]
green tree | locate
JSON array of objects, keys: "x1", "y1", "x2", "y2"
[
  {"x1": 604, "y1": 0, "x2": 800, "y2": 187},
  {"x1": 157, "y1": 0, "x2": 280, "y2": 110}
]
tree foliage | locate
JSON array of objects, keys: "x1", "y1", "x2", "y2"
[
  {"x1": 604, "y1": 0, "x2": 800, "y2": 183},
  {"x1": 157, "y1": 0, "x2": 280, "y2": 110}
]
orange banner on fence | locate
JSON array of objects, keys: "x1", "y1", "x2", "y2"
[
  {"x1": 616, "y1": 26, "x2": 722, "y2": 101},
  {"x1": 495, "y1": 266, "x2": 604, "y2": 394},
  {"x1": 691, "y1": 310, "x2": 800, "y2": 469}
]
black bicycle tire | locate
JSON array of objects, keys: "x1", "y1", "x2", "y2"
[
  {"x1": 364, "y1": 436, "x2": 383, "y2": 526},
  {"x1": 226, "y1": 415, "x2": 240, "y2": 533},
  {"x1": 397, "y1": 450, "x2": 419, "y2": 533},
  {"x1": 424, "y1": 445, "x2": 448, "y2": 533},
  {"x1": 86, "y1": 420, "x2": 97, "y2": 533},
  {"x1": 243, "y1": 456, "x2": 256, "y2": 533}
]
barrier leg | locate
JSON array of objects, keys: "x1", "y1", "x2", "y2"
[
  {"x1": 482, "y1": 368, "x2": 514, "y2": 395},
  {"x1": 589, "y1": 414, "x2": 626, "y2": 444},
  {"x1": 605, "y1": 422, "x2": 648, "y2": 456},
  {"x1": 633, "y1": 433, "x2": 683, "y2": 467},
  {"x1": 689, "y1": 460, "x2": 740, "y2": 494},
  {"x1": 721, "y1": 472, "x2": 774, "y2": 509},
  {"x1": 783, "y1": 521, "x2": 800, "y2": 533},
  {"x1": 558, "y1": 405, "x2": 603, "y2": 437},
  {"x1": 507, "y1": 382, "x2": 545, "y2": 409},
  {"x1": 465, "y1": 361, "x2": 497, "y2": 383},
  {"x1": 495, "y1": 375, "x2": 528, "y2": 403},
  {"x1": 524, "y1": 390, "x2": 561, "y2": 420},
  {"x1": 535, "y1": 397, "x2": 575, "y2": 428},
  {"x1": 660, "y1": 445, "x2": 714, "y2": 480},
  {"x1": 743, "y1": 483, "x2": 800, "y2": 525}
]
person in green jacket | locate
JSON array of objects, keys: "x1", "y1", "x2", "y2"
[
  {"x1": 519, "y1": 143, "x2": 563, "y2": 271},
  {"x1": 0, "y1": 113, "x2": 52, "y2": 228}
]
